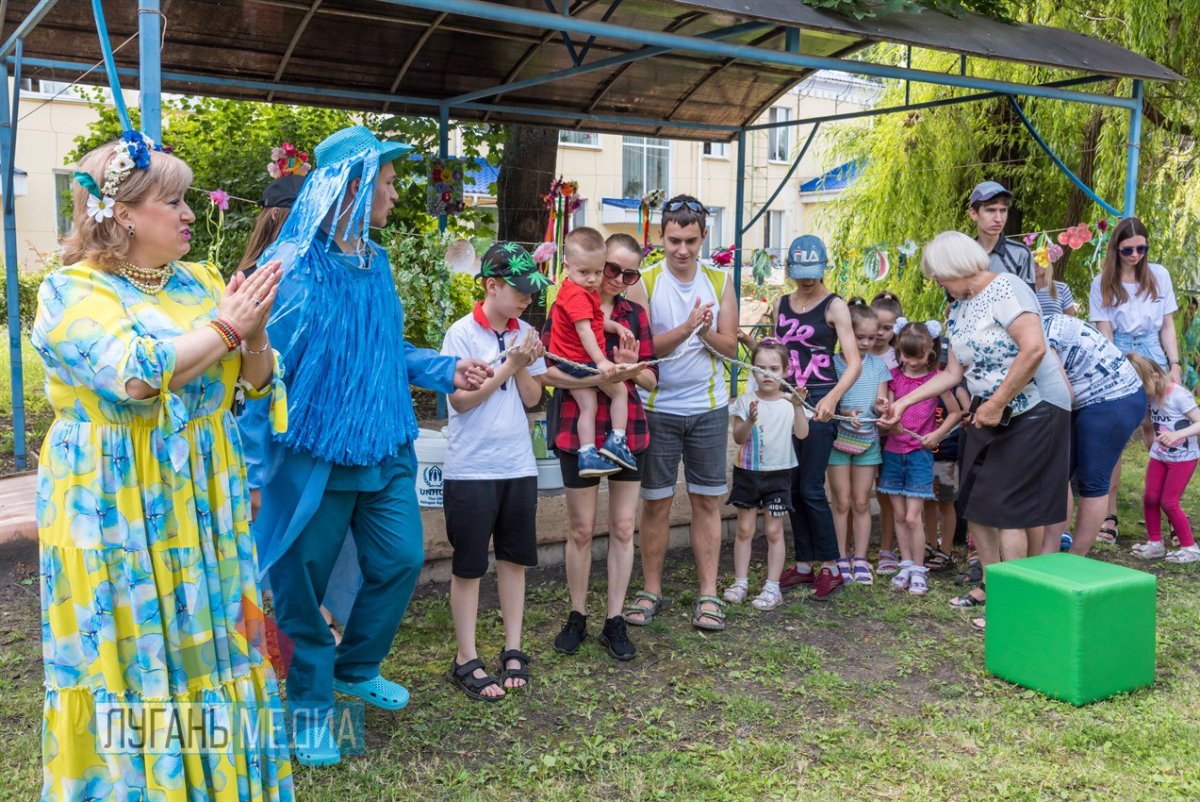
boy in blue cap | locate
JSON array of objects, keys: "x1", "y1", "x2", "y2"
[
  {"x1": 967, "y1": 180, "x2": 1035, "y2": 293},
  {"x1": 244, "y1": 125, "x2": 493, "y2": 766}
]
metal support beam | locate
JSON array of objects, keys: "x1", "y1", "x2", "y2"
[
  {"x1": 269, "y1": 0, "x2": 324, "y2": 103},
  {"x1": 575, "y1": 0, "x2": 624, "y2": 64},
  {"x1": 730, "y1": 127, "x2": 746, "y2": 398},
  {"x1": 9, "y1": 57, "x2": 744, "y2": 134},
  {"x1": 1123, "y1": 79, "x2": 1143, "y2": 217},
  {"x1": 1, "y1": 53, "x2": 27, "y2": 470},
  {"x1": 90, "y1": 0, "x2": 131, "y2": 129},
  {"x1": 543, "y1": 0, "x2": 582, "y2": 66},
  {"x1": 447, "y1": 21, "x2": 768, "y2": 105},
  {"x1": 379, "y1": 0, "x2": 1142, "y2": 110},
  {"x1": 1007, "y1": 96, "x2": 1120, "y2": 217},
  {"x1": 744, "y1": 75, "x2": 1110, "y2": 131},
  {"x1": 740, "y1": 123, "x2": 818, "y2": 235},
  {"x1": 138, "y1": 0, "x2": 162, "y2": 140},
  {"x1": 0, "y1": 0, "x2": 59, "y2": 59},
  {"x1": 437, "y1": 104, "x2": 449, "y2": 233},
  {"x1": 784, "y1": 27, "x2": 799, "y2": 53},
  {"x1": 904, "y1": 45, "x2": 911, "y2": 106}
]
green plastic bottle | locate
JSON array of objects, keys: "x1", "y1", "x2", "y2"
[{"x1": 531, "y1": 419, "x2": 548, "y2": 459}]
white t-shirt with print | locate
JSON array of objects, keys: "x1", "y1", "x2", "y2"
[
  {"x1": 729, "y1": 392, "x2": 799, "y2": 472},
  {"x1": 440, "y1": 314, "x2": 547, "y2": 480},
  {"x1": 947, "y1": 272, "x2": 1072, "y2": 415},
  {"x1": 1149, "y1": 384, "x2": 1199, "y2": 463},
  {"x1": 1042, "y1": 314, "x2": 1143, "y2": 409},
  {"x1": 1088, "y1": 263, "x2": 1178, "y2": 335}
]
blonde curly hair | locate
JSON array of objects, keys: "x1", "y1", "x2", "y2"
[{"x1": 61, "y1": 140, "x2": 193, "y2": 269}]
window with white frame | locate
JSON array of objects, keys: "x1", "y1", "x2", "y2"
[
  {"x1": 621, "y1": 136, "x2": 669, "y2": 198},
  {"x1": 768, "y1": 108, "x2": 792, "y2": 162},
  {"x1": 764, "y1": 210, "x2": 786, "y2": 259},
  {"x1": 559, "y1": 130, "x2": 601, "y2": 147},
  {"x1": 571, "y1": 198, "x2": 588, "y2": 229},
  {"x1": 702, "y1": 141, "x2": 727, "y2": 158},
  {"x1": 702, "y1": 207, "x2": 725, "y2": 259},
  {"x1": 54, "y1": 171, "x2": 74, "y2": 238}
]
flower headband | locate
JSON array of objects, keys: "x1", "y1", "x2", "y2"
[
  {"x1": 268, "y1": 142, "x2": 311, "y2": 179},
  {"x1": 73, "y1": 130, "x2": 162, "y2": 224}
]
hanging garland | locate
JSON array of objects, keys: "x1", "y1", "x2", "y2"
[
  {"x1": 638, "y1": 188, "x2": 666, "y2": 251},
  {"x1": 536, "y1": 177, "x2": 583, "y2": 305}
]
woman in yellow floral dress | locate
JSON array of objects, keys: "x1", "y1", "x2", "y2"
[{"x1": 31, "y1": 134, "x2": 294, "y2": 800}]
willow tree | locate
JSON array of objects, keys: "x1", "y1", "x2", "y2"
[{"x1": 818, "y1": 1, "x2": 1199, "y2": 321}]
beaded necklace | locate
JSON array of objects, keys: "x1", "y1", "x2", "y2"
[{"x1": 117, "y1": 261, "x2": 174, "y2": 294}]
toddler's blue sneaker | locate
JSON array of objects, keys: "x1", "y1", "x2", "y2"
[
  {"x1": 577, "y1": 447, "x2": 621, "y2": 477},
  {"x1": 599, "y1": 432, "x2": 638, "y2": 471},
  {"x1": 1060, "y1": 532, "x2": 1073, "y2": 551}
]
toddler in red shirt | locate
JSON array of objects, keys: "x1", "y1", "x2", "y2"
[{"x1": 549, "y1": 227, "x2": 638, "y2": 477}]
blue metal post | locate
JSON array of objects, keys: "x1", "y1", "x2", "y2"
[
  {"x1": 1123, "y1": 80, "x2": 1143, "y2": 217},
  {"x1": 138, "y1": 0, "x2": 162, "y2": 141},
  {"x1": 2, "y1": 52, "x2": 27, "y2": 470},
  {"x1": 437, "y1": 104, "x2": 449, "y2": 234},
  {"x1": 785, "y1": 27, "x2": 799, "y2": 53},
  {"x1": 730, "y1": 129, "x2": 747, "y2": 397}
]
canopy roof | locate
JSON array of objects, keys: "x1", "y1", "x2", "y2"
[{"x1": 3, "y1": 0, "x2": 1180, "y2": 142}]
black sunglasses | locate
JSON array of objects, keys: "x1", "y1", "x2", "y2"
[
  {"x1": 1118, "y1": 244, "x2": 1149, "y2": 257},
  {"x1": 604, "y1": 261, "x2": 642, "y2": 285},
  {"x1": 663, "y1": 199, "x2": 709, "y2": 215}
]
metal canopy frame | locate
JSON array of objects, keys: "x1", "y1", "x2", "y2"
[{"x1": 1, "y1": 0, "x2": 1180, "y2": 470}]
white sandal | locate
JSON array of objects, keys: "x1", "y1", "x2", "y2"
[
  {"x1": 908, "y1": 569, "x2": 929, "y2": 596},
  {"x1": 1132, "y1": 541, "x2": 1165, "y2": 560},
  {"x1": 723, "y1": 583, "x2": 749, "y2": 604},
  {"x1": 751, "y1": 586, "x2": 783, "y2": 611},
  {"x1": 1165, "y1": 546, "x2": 1200, "y2": 564}
]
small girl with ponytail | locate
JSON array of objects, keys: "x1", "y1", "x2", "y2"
[
  {"x1": 869, "y1": 291, "x2": 903, "y2": 573},
  {"x1": 878, "y1": 321, "x2": 963, "y2": 595}
]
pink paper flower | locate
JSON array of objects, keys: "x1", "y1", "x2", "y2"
[
  {"x1": 267, "y1": 162, "x2": 282, "y2": 179},
  {"x1": 1023, "y1": 232, "x2": 1038, "y2": 247},
  {"x1": 532, "y1": 242, "x2": 557, "y2": 263},
  {"x1": 208, "y1": 189, "x2": 230, "y2": 211},
  {"x1": 711, "y1": 247, "x2": 733, "y2": 266},
  {"x1": 270, "y1": 147, "x2": 285, "y2": 162}
]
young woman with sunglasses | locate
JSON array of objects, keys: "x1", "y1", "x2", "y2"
[
  {"x1": 1088, "y1": 216, "x2": 1183, "y2": 543},
  {"x1": 541, "y1": 233, "x2": 658, "y2": 661}
]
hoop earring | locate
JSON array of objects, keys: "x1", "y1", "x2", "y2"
[{"x1": 127, "y1": 225, "x2": 135, "y2": 238}]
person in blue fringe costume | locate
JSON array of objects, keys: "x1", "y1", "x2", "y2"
[{"x1": 241, "y1": 125, "x2": 493, "y2": 767}]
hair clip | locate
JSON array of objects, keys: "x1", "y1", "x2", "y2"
[
  {"x1": 924, "y1": 320, "x2": 942, "y2": 339},
  {"x1": 893, "y1": 316, "x2": 909, "y2": 335}
]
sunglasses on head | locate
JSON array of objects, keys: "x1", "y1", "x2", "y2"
[
  {"x1": 1118, "y1": 244, "x2": 1149, "y2": 257},
  {"x1": 604, "y1": 261, "x2": 642, "y2": 285},
  {"x1": 663, "y1": 199, "x2": 709, "y2": 215}
]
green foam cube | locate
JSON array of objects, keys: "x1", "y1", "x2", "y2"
[{"x1": 985, "y1": 553, "x2": 1156, "y2": 705}]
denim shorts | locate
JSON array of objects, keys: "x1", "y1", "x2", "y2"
[
  {"x1": 559, "y1": 360, "x2": 598, "y2": 379},
  {"x1": 878, "y1": 448, "x2": 935, "y2": 499},
  {"x1": 641, "y1": 407, "x2": 729, "y2": 500},
  {"x1": 828, "y1": 438, "x2": 882, "y2": 467},
  {"x1": 1113, "y1": 331, "x2": 1167, "y2": 368}
]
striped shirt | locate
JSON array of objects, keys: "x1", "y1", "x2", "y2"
[
  {"x1": 1036, "y1": 281, "x2": 1075, "y2": 318},
  {"x1": 834, "y1": 353, "x2": 891, "y2": 438}
]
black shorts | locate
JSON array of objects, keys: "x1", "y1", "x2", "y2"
[
  {"x1": 443, "y1": 477, "x2": 538, "y2": 578},
  {"x1": 559, "y1": 361, "x2": 597, "y2": 379},
  {"x1": 558, "y1": 449, "x2": 644, "y2": 489},
  {"x1": 727, "y1": 467, "x2": 792, "y2": 517}
]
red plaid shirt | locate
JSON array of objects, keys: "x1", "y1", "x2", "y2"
[{"x1": 541, "y1": 297, "x2": 657, "y2": 454}]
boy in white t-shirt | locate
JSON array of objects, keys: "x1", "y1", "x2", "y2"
[{"x1": 440, "y1": 242, "x2": 549, "y2": 701}]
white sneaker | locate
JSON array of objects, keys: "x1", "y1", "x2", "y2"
[
  {"x1": 751, "y1": 586, "x2": 783, "y2": 611},
  {"x1": 1165, "y1": 546, "x2": 1200, "y2": 564},
  {"x1": 723, "y1": 583, "x2": 749, "y2": 603},
  {"x1": 1132, "y1": 541, "x2": 1166, "y2": 559}
]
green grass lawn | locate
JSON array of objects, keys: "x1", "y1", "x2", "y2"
[
  {"x1": 0, "y1": 334, "x2": 50, "y2": 473},
  {"x1": 0, "y1": 448, "x2": 1197, "y2": 801}
]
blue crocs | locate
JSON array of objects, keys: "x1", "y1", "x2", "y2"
[
  {"x1": 599, "y1": 431, "x2": 638, "y2": 471},
  {"x1": 332, "y1": 674, "x2": 410, "y2": 711},
  {"x1": 576, "y1": 447, "x2": 621, "y2": 478},
  {"x1": 292, "y1": 716, "x2": 341, "y2": 767}
]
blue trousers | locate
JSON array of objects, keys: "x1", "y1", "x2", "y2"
[
  {"x1": 267, "y1": 464, "x2": 423, "y2": 714},
  {"x1": 789, "y1": 419, "x2": 839, "y2": 562}
]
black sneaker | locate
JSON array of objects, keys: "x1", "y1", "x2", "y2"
[
  {"x1": 599, "y1": 615, "x2": 636, "y2": 661},
  {"x1": 554, "y1": 611, "x2": 587, "y2": 654}
]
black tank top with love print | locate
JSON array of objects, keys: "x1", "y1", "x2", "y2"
[{"x1": 775, "y1": 292, "x2": 839, "y2": 402}]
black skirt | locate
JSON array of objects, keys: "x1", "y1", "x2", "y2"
[{"x1": 956, "y1": 401, "x2": 1071, "y2": 529}]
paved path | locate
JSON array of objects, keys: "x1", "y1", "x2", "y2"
[{"x1": 0, "y1": 472, "x2": 37, "y2": 545}]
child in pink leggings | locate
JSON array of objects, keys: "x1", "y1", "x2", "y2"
[{"x1": 1129, "y1": 355, "x2": 1200, "y2": 563}]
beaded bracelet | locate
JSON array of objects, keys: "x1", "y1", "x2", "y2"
[
  {"x1": 243, "y1": 338, "x2": 271, "y2": 355},
  {"x1": 208, "y1": 318, "x2": 242, "y2": 352}
]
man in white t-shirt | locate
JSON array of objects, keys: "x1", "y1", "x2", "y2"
[{"x1": 623, "y1": 195, "x2": 740, "y2": 632}]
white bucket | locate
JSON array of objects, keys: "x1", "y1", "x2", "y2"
[
  {"x1": 414, "y1": 428, "x2": 448, "y2": 508},
  {"x1": 536, "y1": 454, "x2": 563, "y2": 491}
]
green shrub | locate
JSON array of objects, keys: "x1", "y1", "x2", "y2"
[{"x1": 0, "y1": 266, "x2": 50, "y2": 332}]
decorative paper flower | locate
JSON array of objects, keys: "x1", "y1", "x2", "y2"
[
  {"x1": 898, "y1": 239, "x2": 918, "y2": 258},
  {"x1": 86, "y1": 195, "x2": 115, "y2": 223},
  {"x1": 1023, "y1": 232, "x2": 1038, "y2": 248},
  {"x1": 1097, "y1": 219, "x2": 1109, "y2": 233},
  {"x1": 208, "y1": 189, "x2": 229, "y2": 211},
  {"x1": 1056, "y1": 223, "x2": 1093, "y2": 250},
  {"x1": 270, "y1": 147, "x2": 285, "y2": 162},
  {"x1": 532, "y1": 242, "x2": 557, "y2": 263},
  {"x1": 111, "y1": 154, "x2": 135, "y2": 174},
  {"x1": 711, "y1": 247, "x2": 733, "y2": 266},
  {"x1": 267, "y1": 162, "x2": 282, "y2": 179},
  {"x1": 1047, "y1": 242, "x2": 1064, "y2": 262}
]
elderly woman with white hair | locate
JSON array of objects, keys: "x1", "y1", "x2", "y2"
[{"x1": 880, "y1": 231, "x2": 1072, "y2": 627}]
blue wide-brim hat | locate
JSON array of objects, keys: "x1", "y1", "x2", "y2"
[{"x1": 314, "y1": 125, "x2": 413, "y2": 167}]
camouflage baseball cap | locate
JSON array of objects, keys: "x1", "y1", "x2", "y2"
[{"x1": 478, "y1": 241, "x2": 552, "y2": 295}]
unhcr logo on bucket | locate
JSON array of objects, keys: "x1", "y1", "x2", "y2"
[{"x1": 415, "y1": 427, "x2": 447, "y2": 507}]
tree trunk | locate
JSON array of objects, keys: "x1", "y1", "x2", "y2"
[
  {"x1": 1058, "y1": 106, "x2": 1105, "y2": 279},
  {"x1": 497, "y1": 125, "x2": 557, "y2": 246}
]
